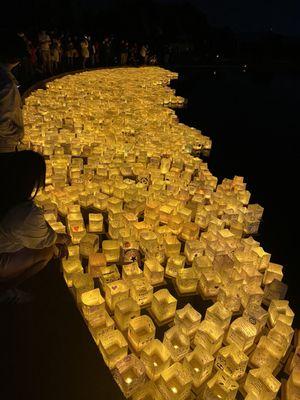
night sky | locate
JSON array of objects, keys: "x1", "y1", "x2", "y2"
[
  {"x1": 6, "y1": 0, "x2": 300, "y2": 36},
  {"x1": 159, "y1": 0, "x2": 300, "y2": 35}
]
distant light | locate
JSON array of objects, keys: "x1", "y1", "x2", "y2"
[
  {"x1": 216, "y1": 54, "x2": 220, "y2": 59},
  {"x1": 194, "y1": 367, "x2": 200, "y2": 373},
  {"x1": 125, "y1": 377, "x2": 133, "y2": 384},
  {"x1": 171, "y1": 387, "x2": 178, "y2": 394},
  {"x1": 243, "y1": 64, "x2": 247, "y2": 68},
  {"x1": 213, "y1": 71, "x2": 217, "y2": 76}
]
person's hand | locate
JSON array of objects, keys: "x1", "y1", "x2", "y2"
[
  {"x1": 56, "y1": 233, "x2": 71, "y2": 246},
  {"x1": 54, "y1": 243, "x2": 69, "y2": 259}
]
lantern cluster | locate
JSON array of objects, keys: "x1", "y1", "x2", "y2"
[{"x1": 23, "y1": 67, "x2": 298, "y2": 399}]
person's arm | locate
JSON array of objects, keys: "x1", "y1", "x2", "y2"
[
  {"x1": 12, "y1": 205, "x2": 57, "y2": 250},
  {"x1": 55, "y1": 233, "x2": 70, "y2": 245}
]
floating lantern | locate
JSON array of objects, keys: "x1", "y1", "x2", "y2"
[
  {"x1": 150, "y1": 289, "x2": 177, "y2": 323},
  {"x1": 156, "y1": 362, "x2": 192, "y2": 400},
  {"x1": 98, "y1": 329, "x2": 128, "y2": 369},
  {"x1": 140, "y1": 339, "x2": 171, "y2": 380},
  {"x1": 194, "y1": 320, "x2": 224, "y2": 355},
  {"x1": 163, "y1": 326, "x2": 190, "y2": 362},
  {"x1": 244, "y1": 367, "x2": 281, "y2": 399},
  {"x1": 114, "y1": 298, "x2": 141, "y2": 331},
  {"x1": 112, "y1": 354, "x2": 146, "y2": 398},
  {"x1": 183, "y1": 344, "x2": 214, "y2": 391},
  {"x1": 128, "y1": 315, "x2": 156, "y2": 352},
  {"x1": 203, "y1": 371, "x2": 239, "y2": 400},
  {"x1": 105, "y1": 280, "x2": 130, "y2": 313},
  {"x1": 215, "y1": 344, "x2": 248, "y2": 380}
]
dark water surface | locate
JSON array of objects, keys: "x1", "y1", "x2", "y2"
[{"x1": 173, "y1": 66, "x2": 299, "y2": 324}]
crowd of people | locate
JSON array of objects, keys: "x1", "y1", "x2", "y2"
[
  {"x1": 15, "y1": 30, "x2": 159, "y2": 84},
  {"x1": 0, "y1": 30, "x2": 165, "y2": 303},
  {"x1": 0, "y1": 32, "x2": 70, "y2": 303}
]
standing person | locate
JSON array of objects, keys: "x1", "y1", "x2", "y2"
[
  {"x1": 51, "y1": 38, "x2": 60, "y2": 74},
  {"x1": 17, "y1": 32, "x2": 31, "y2": 83},
  {"x1": 0, "y1": 151, "x2": 69, "y2": 302},
  {"x1": 163, "y1": 44, "x2": 171, "y2": 65},
  {"x1": 27, "y1": 41, "x2": 37, "y2": 79},
  {"x1": 88, "y1": 36, "x2": 96, "y2": 67},
  {"x1": 140, "y1": 44, "x2": 149, "y2": 65},
  {"x1": 0, "y1": 31, "x2": 27, "y2": 153},
  {"x1": 102, "y1": 37, "x2": 111, "y2": 66},
  {"x1": 38, "y1": 30, "x2": 52, "y2": 75},
  {"x1": 80, "y1": 36, "x2": 89, "y2": 68},
  {"x1": 66, "y1": 37, "x2": 74, "y2": 67},
  {"x1": 129, "y1": 43, "x2": 139, "y2": 65},
  {"x1": 120, "y1": 40, "x2": 129, "y2": 66},
  {"x1": 94, "y1": 39, "x2": 100, "y2": 65}
]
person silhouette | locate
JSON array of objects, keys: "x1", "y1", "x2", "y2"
[{"x1": 0, "y1": 31, "x2": 27, "y2": 153}]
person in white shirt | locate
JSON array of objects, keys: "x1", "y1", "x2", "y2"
[
  {"x1": 0, "y1": 32, "x2": 27, "y2": 153},
  {"x1": 38, "y1": 30, "x2": 52, "y2": 75},
  {"x1": 80, "y1": 37, "x2": 89, "y2": 68},
  {"x1": 0, "y1": 151, "x2": 68, "y2": 297}
]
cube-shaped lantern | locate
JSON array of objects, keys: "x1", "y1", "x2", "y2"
[
  {"x1": 176, "y1": 268, "x2": 198, "y2": 294},
  {"x1": 203, "y1": 371, "x2": 239, "y2": 400},
  {"x1": 286, "y1": 366, "x2": 300, "y2": 400},
  {"x1": 128, "y1": 315, "x2": 156, "y2": 352},
  {"x1": 165, "y1": 255, "x2": 186, "y2": 278},
  {"x1": 87, "y1": 310, "x2": 115, "y2": 344},
  {"x1": 131, "y1": 381, "x2": 164, "y2": 400},
  {"x1": 88, "y1": 213, "x2": 103, "y2": 232},
  {"x1": 184, "y1": 240, "x2": 204, "y2": 263},
  {"x1": 164, "y1": 235, "x2": 181, "y2": 258},
  {"x1": 198, "y1": 270, "x2": 222, "y2": 298},
  {"x1": 150, "y1": 289, "x2": 177, "y2": 323},
  {"x1": 102, "y1": 240, "x2": 120, "y2": 263},
  {"x1": 244, "y1": 367, "x2": 281, "y2": 400},
  {"x1": 79, "y1": 233, "x2": 99, "y2": 258},
  {"x1": 242, "y1": 303, "x2": 268, "y2": 333},
  {"x1": 205, "y1": 301, "x2": 232, "y2": 331},
  {"x1": 139, "y1": 230, "x2": 159, "y2": 254},
  {"x1": 99, "y1": 264, "x2": 120, "y2": 290},
  {"x1": 268, "y1": 300, "x2": 294, "y2": 327},
  {"x1": 112, "y1": 354, "x2": 146, "y2": 398},
  {"x1": 174, "y1": 303, "x2": 202, "y2": 338},
  {"x1": 62, "y1": 257, "x2": 83, "y2": 287},
  {"x1": 157, "y1": 362, "x2": 192, "y2": 400},
  {"x1": 215, "y1": 344, "x2": 248, "y2": 380},
  {"x1": 105, "y1": 280, "x2": 129, "y2": 312},
  {"x1": 122, "y1": 262, "x2": 143, "y2": 282},
  {"x1": 250, "y1": 336, "x2": 283, "y2": 372},
  {"x1": 114, "y1": 298, "x2": 141, "y2": 331},
  {"x1": 130, "y1": 277, "x2": 153, "y2": 307},
  {"x1": 194, "y1": 320, "x2": 224, "y2": 355},
  {"x1": 140, "y1": 339, "x2": 171, "y2": 380},
  {"x1": 81, "y1": 288, "x2": 105, "y2": 320},
  {"x1": 163, "y1": 326, "x2": 190, "y2": 362},
  {"x1": 226, "y1": 317, "x2": 257, "y2": 352},
  {"x1": 183, "y1": 345, "x2": 214, "y2": 391},
  {"x1": 143, "y1": 258, "x2": 164, "y2": 285},
  {"x1": 73, "y1": 273, "x2": 94, "y2": 303},
  {"x1": 87, "y1": 252, "x2": 107, "y2": 277},
  {"x1": 98, "y1": 329, "x2": 128, "y2": 369}
]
